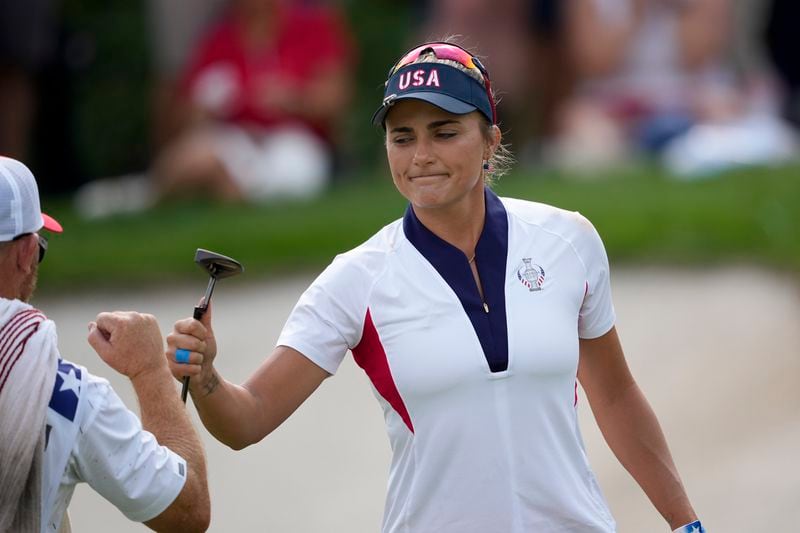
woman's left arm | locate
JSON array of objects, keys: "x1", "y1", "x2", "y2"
[{"x1": 577, "y1": 326, "x2": 699, "y2": 530}]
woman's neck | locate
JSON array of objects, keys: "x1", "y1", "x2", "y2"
[{"x1": 412, "y1": 186, "x2": 486, "y2": 257}]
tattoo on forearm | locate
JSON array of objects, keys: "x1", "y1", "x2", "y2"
[{"x1": 201, "y1": 373, "x2": 220, "y2": 398}]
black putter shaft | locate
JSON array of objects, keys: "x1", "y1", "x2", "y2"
[
  {"x1": 181, "y1": 248, "x2": 243, "y2": 404},
  {"x1": 181, "y1": 275, "x2": 217, "y2": 402},
  {"x1": 195, "y1": 276, "x2": 217, "y2": 319}
]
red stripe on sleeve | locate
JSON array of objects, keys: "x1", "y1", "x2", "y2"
[
  {"x1": 574, "y1": 379, "x2": 578, "y2": 407},
  {"x1": 351, "y1": 309, "x2": 414, "y2": 433}
]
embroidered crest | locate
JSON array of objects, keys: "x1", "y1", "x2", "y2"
[{"x1": 516, "y1": 258, "x2": 545, "y2": 292}]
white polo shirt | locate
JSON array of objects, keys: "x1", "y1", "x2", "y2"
[
  {"x1": 43, "y1": 359, "x2": 187, "y2": 532},
  {"x1": 278, "y1": 188, "x2": 617, "y2": 533}
]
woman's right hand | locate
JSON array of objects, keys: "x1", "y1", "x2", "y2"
[{"x1": 166, "y1": 302, "x2": 219, "y2": 396}]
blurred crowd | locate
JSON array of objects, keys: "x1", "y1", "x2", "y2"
[{"x1": 1, "y1": 0, "x2": 798, "y2": 217}]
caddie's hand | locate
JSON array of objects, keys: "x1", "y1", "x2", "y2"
[
  {"x1": 166, "y1": 301, "x2": 218, "y2": 389},
  {"x1": 88, "y1": 311, "x2": 166, "y2": 380}
]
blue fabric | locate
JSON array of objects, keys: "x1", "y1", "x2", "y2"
[
  {"x1": 49, "y1": 359, "x2": 81, "y2": 422},
  {"x1": 403, "y1": 187, "x2": 509, "y2": 372},
  {"x1": 674, "y1": 520, "x2": 706, "y2": 533}
]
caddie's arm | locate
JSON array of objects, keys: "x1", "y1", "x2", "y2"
[
  {"x1": 89, "y1": 311, "x2": 210, "y2": 532},
  {"x1": 577, "y1": 326, "x2": 701, "y2": 530},
  {"x1": 167, "y1": 306, "x2": 329, "y2": 450}
]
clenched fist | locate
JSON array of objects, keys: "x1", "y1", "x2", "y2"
[{"x1": 88, "y1": 311, "x2": 166, "y2": 380}]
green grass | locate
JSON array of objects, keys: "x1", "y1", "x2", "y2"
[{"x1": 38, "y1": 164, "x2": 800, "y2": 291}]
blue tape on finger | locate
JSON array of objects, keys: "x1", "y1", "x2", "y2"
[{"x1": 175, "y1": 349, "x2": 191, "y2": 364}]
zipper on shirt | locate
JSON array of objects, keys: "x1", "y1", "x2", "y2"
[
  {"x1": 467, "y1": 254, "x2": 489, "y2": 315},
  {"x1": 470, "y1": 256, "x2": 490, "y2": 314}
]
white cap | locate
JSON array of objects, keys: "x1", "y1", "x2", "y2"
[{"x1": 0, "y1": 156, "x2": 62, "y2": 242}]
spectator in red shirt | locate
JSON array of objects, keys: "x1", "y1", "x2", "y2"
[{"x1": 152, "y1": 0, "x2": 355, "y2": 202}]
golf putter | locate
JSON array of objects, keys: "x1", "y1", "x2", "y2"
[{"x1": 181, "y1": 249, "x2": 244, "y2": 403}]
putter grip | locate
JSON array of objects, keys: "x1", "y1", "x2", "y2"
[{"x1": 181, "y1": 305, "x2": 209, "y2": 403}]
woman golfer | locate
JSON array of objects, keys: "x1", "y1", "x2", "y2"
[{"x1": 168, "y1": 41, "x2": 705, "y2": 533}]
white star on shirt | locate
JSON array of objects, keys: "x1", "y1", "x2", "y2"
[
  {"x1": 690, "y1": 527, "x2": 701, "y2": 533},
  {"x1": 58, "y1": 367, "x2": 81, "y2": 396}
]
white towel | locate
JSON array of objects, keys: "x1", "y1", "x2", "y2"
[{"x1": 0, "y1": 298, "x2": 58, "y2": 532}]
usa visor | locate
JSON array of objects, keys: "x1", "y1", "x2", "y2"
[{"x1": 372, "y1": 63, "x2": 494, "y2": 127}]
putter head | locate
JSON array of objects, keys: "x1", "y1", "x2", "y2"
[{"x1": 194, "y1": 249, "x2": 244, "y2": 280}]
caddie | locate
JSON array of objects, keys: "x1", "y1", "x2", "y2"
[{"x1": 0, "y1": 156, "x2": 210, "y2": 532}]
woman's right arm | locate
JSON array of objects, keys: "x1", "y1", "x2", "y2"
[{"x1": 167, "y1": 311, "x2": 330, "y2": 450}]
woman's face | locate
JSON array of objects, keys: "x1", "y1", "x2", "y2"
[{"x1": 385, "y1": 100, "x2": 494, "y2": 213}]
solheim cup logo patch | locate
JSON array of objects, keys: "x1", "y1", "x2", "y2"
[{"x1": 516, "y1": 258, "x2": 545, "y2": 292}]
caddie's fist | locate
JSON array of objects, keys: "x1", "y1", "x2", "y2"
[{"x1": 88, "y1": 311, "x2": 166, "y2": 379}]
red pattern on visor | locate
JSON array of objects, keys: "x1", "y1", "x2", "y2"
[{"x1": 387, "y1": 42, "x2": 497, "y2": 124}]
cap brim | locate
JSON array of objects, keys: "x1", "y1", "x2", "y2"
[
  {"x1": 42, "y1": 213, "x2": 63, "y2": 233},
  {"x1": 372, "y1": 93, "x2": 478, "y2": 126}
]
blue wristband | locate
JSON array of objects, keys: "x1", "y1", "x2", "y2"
[
  {"x1": 673, "y1": 520, "x2": 705, "y2": 533},
  {"x1": 175, "y1": 349, "x2": 191, "y2": 364}
]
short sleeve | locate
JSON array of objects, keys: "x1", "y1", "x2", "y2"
[
  {"x1": 70, "y1": 379, "x2": 187, "y2": 523},
  {"x1": 574, "y1": 214, "x2": 616, "y2": 339},
  {"x1": 277, "y1": 254, "x2": 371, "y2": 375}
]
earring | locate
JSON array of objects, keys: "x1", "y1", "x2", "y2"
[{"x1": 483, "y1": 160, "x2": 490, "y2": 171}]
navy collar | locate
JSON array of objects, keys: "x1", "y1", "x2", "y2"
[{"x1": 403, "y1": 187, "x2": 510, "y2": 372}]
